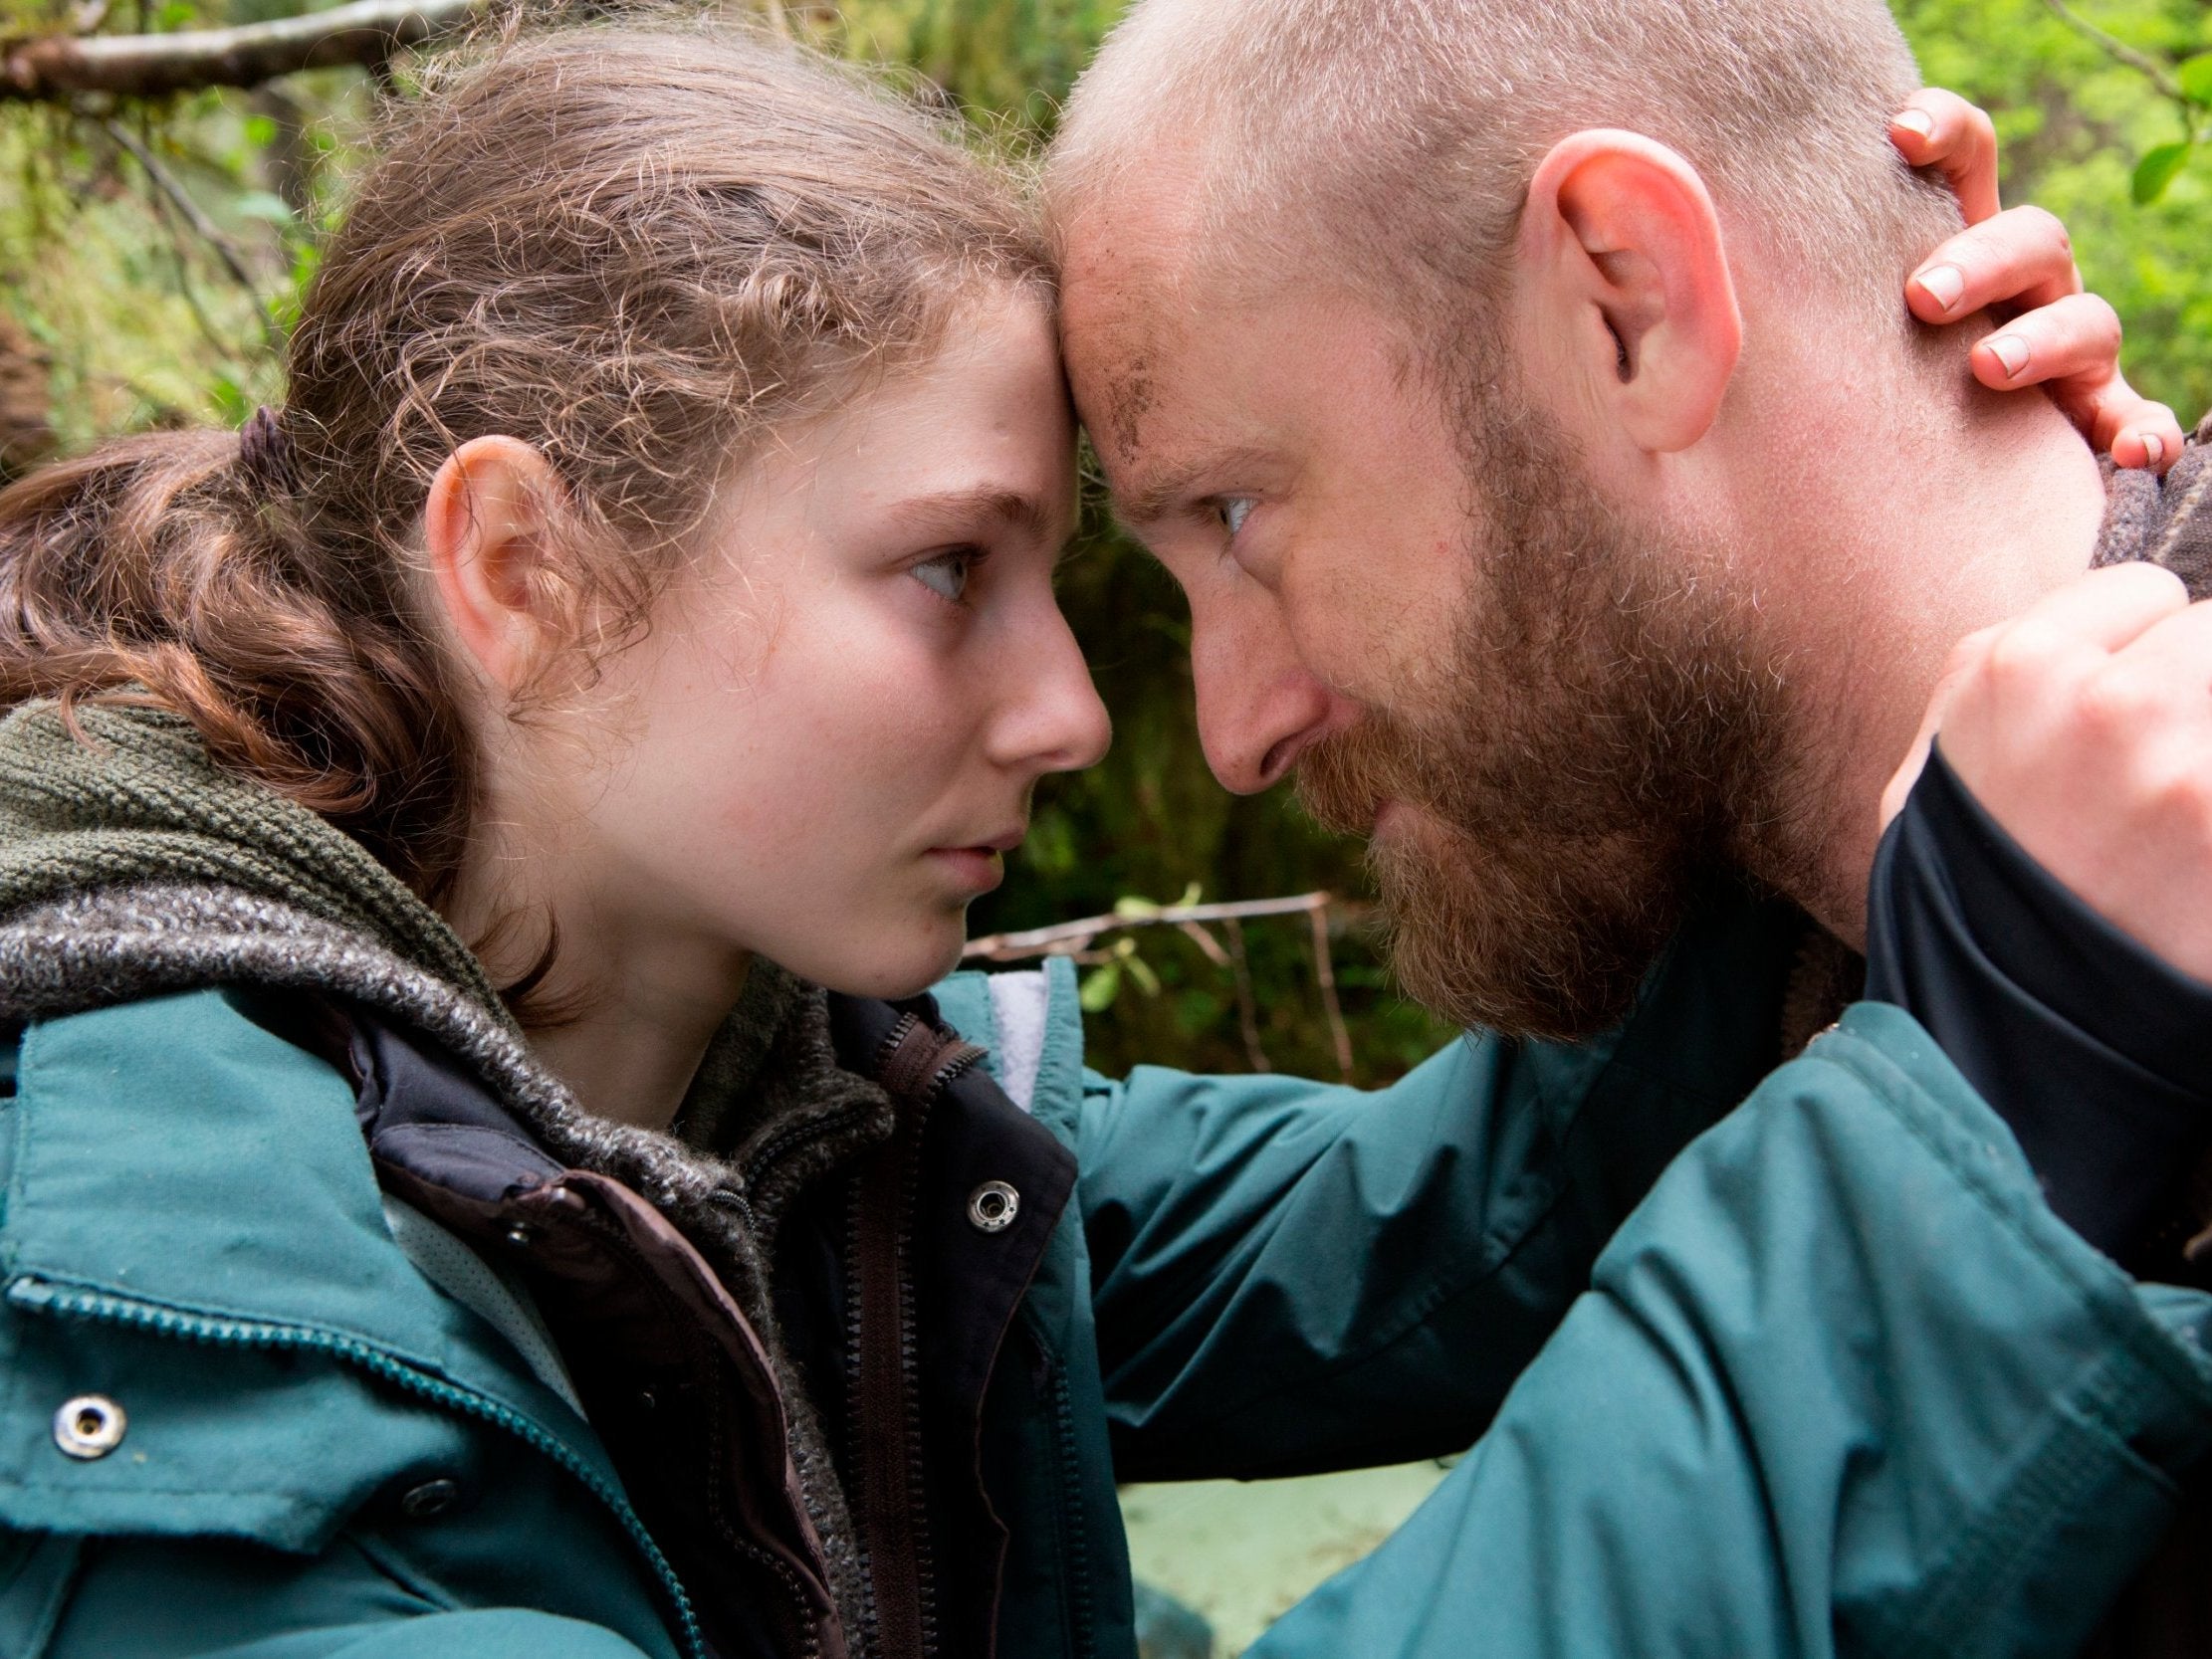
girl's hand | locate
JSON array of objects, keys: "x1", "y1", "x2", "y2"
[
  {"x1": 1880, "y1": 563, "x2": 2212, "y2": 981},
  {"x1": 1890, "y1": 88, "x2": 2183, "y2": 474}
]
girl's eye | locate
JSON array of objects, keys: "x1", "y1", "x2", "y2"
[
  {"x1": 911, "y1": 549, "x2": 974, "y2": 604},
  {"x1": 1217, "y1": 498, "x2": 1255, "y2": 538}
]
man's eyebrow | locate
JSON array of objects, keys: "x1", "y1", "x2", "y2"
[
  {"x1": 1114, "y1": 448, "x2": 1270, "y2": 528},
  {"x1": 884, "y1": 487, "x2": 1064, "y2": 539}
]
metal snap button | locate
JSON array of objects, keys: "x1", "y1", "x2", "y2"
[
  {"x1": 967, "y1": 1180, "x2": 1019, "y2": 1234},
  {"x1": 53, "y1": 1395, "x2": 125, "y2": 1460},
  {"x1": 399, "y1": 1478, "x2": 461, "y2": 1519}
]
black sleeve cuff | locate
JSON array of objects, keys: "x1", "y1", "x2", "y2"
[{"x1": 1865, "y1": 745, "x2": 2212, "y2": 1266}]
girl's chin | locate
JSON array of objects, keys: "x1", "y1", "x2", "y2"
[{"x1": 800, "y1": 917, "x2": 970, "y2": 1002}]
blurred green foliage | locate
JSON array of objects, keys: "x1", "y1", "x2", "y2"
[
  {"x1": 1897, "y1": 0, "x2": 2212, "y2": 415},
  {"x1": 3, "y1": 0, "x2": 2208, "y2": 1081}
]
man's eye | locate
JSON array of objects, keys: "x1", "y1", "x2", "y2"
[
  {"x1": 1217, "y1": 498, "x2": 1255, "y2": 538},
  {"x1": 911, "y1": 550, "x2": 974, "y2": 603}
]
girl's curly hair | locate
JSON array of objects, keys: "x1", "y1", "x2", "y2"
[{"x1": 0, "y1": 20, "x2": 1052, "y2": 1005}]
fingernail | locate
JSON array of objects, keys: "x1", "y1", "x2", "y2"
[
  {"x1": 2143, "y1": 432, "x2": 2165, "y2": 467},
  {"x1": 1915, "y1": 263, "x2": 1965, "y2": 311},
  {"x1": 1893, "y1": 108, "x2": 1935, "y2": 138},
  {"x1": 1987, "y1": 333, "x2": 2029, "y2": 379}
]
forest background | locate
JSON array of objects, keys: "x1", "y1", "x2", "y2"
[{"x1": 3, "y1": 0, "x2": 2208, "y2": 1083}]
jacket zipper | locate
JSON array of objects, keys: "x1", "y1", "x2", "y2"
[
  {"x1": 1045, "y1": 1359, "x2": 1099, "y2": 1659},
  {"x1": 6, "y1": 1277, "x2": 706, "y2": 1659},
  {"x1": 548, "y1": 1186, "x2": 830, "y2": 1659},
  {"x1": 845, "y1": 1015, "x2": 982, "y2": 1659}
]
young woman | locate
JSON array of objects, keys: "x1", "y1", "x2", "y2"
[{"x1": 0, "y1": 23, "x2": 2181, "y2": 1659}]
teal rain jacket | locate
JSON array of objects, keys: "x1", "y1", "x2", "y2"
[{"x1": 2, "y1": 882, "x2": 2209, "y2": 1658}]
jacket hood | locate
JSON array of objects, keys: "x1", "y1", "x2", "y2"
[
  {"x1": 0, "y1": 695, "x2": 863, "y2": 1179},
  {"x1": 0, "y1": 698, "x2": 509, "y2": 1020}
]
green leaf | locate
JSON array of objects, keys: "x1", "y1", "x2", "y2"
[
  {"x1": 231, "y1": 191, "x2": 295, "y2": 227},
  {"x1": 2180, "y1": 54, "x2": 2212, "y2": 106},
  {"x1": 242, "y1": 113, "x2": 280, "y2": 148},
  {"x1": 2132, "y1": 140, "x2": 2193, "y2": 204},
  {"x1": 1125, "y1": 954, "x2": 1161, "y2": 997},
  {"x1": 207, "y1": 375, "x2": 252, "y2": 426},
  {"x1": 1078, "y1": 960, "x2": 1122, "y2": 1013}
]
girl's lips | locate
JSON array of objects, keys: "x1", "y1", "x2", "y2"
[{"x1": 926, "y1": 845, "x2": 1007, "y2": 894}]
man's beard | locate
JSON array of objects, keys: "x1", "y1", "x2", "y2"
[{"x1": 1298, "y1": 403, "x2": 1809, "y2": 1041}]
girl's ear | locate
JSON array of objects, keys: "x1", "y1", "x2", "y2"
[{"x1": 424, "y1": 436, "x2": 569, "y2": 694}]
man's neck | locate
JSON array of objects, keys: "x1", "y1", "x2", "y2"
[{"x1": 1750, "y1": 381, "x2": 2109, "y2": 944}]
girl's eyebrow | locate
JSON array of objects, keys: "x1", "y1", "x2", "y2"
[{"x1": 887, "y1": 487, "x2": 1062, "y2": 539}]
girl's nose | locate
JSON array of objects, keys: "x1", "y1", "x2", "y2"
[{"x1": 992, "y1": 604, "x2": 1113, "y2": 777}]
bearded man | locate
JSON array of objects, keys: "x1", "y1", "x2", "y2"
[{"x1": 1044, "y1": 0, "x2": 2212, "y2": 1652}]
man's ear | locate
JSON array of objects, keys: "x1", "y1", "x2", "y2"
[
  {"x1": 423, "y1": 435, "x2": 569, "y2": 695},
  {"x1": 1516, "y1": 129, "x2": 1743, "y2": 454}
]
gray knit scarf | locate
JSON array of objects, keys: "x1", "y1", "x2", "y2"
[
  {"x1": 2095, "y1": 413, "x2": 2212, "y2": 595},
  {"x1": 0, "y1": 697, "x2": 890, "y2": 1647}
]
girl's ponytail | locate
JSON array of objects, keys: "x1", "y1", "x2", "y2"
[{"x1": 0, "y1": 420, "x2": 476, "y2": 895}]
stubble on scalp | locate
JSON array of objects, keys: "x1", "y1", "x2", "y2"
[{"x1": 1297, "y1": 394, "x2": 1808, "y2": 1042}]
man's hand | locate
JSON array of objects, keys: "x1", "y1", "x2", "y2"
[
  {"x1": 1890, "y1": 88, "x2": 2183, "y2": 474},
  {"x1": 1881, "y1": 563, "x2": 2212, "y2": 981}
]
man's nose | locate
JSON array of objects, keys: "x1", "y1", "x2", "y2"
[{"x1": 1190, "y1": 593, "x2": 1338, "y2": 796}]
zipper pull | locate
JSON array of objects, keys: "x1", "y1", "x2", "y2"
[{"x1": 872, "y1": 1012, "x2": 985, "y2": 1104}]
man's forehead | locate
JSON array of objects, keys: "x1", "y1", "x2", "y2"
[
  {"x1": 1065, "y1": 267, "x2": 1414, "y2": 497},
  {"x1": 1058, "y1": 258, "x2": 1183, "y2": 475},
  {"x1": 1055, "y1": 152, "x2": 1218, "y2": 423}
]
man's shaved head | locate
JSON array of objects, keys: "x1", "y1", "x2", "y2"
[{"x1": 1049, "y1": 0, "x2": 1960, "y2": 336}]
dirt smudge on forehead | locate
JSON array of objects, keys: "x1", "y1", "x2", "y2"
[
  {"x1": 1059, "y1": 281, "x2": 1166, "y2": 477},
  {"x1": 1104, "y1": 358, "x2": 1157, "y2": 465}
]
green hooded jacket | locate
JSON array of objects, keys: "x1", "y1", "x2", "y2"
[{"x1": 0, "y1": 704, "x2": 2207, "y2": 1659}]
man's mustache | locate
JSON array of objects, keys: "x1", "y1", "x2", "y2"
[
  {"x1": 1294, "y1": 718, "x2": 1409, "y2": 840},
  {"x1": 1294, "y1": 704, "x2": 1465, "y2": 843}
]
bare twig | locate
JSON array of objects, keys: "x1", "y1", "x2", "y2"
[
  {"x1": 142, "y1": 174, "x2": 235, "y2": 358},
  {"x1": 101, "y1": 115, "x2": 257, "y2": 292},
  {"x1": 964, "y1": 892, "x2": 1336, "y2": 961},
  {"x1": 1173, "y1": 919, "x2": 1231, "y2": 968},
  {"x1": 1223, "y1": 916, "x2": 1270, "y2": 1074},
  {"x1": 2040, "y1": 0, "x2": 2186, "y2": 102},
  {"x1": 1307, "y1": 904, "x2": 1354, "y2": 1084},
  {"x1": 968, "y1": 892, "x2": 1355, "y2": 1079},
  {"x1": 4, "y1": 0, "x2": 482, "y2": 103}
]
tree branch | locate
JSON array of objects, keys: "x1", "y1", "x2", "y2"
[
  {"x1": 1306, "y1": 902, "x2": 1354, "y2": 1084},
  {"x1": 964, "y1": 892, "x2": 1337, "y2": 961},
  {"x1": 3, "y1": 0, "x2": 483, "y2": 103},
  {"x1": 1222, "y1": 916, "x2": 1270, "y2": 1075},
  {"x1": 2041, "y1": 0, "x2": 2185, "y2": 102},
  {"x1": 101, "y1": 114, "x2": 257, "y2": 292}
]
